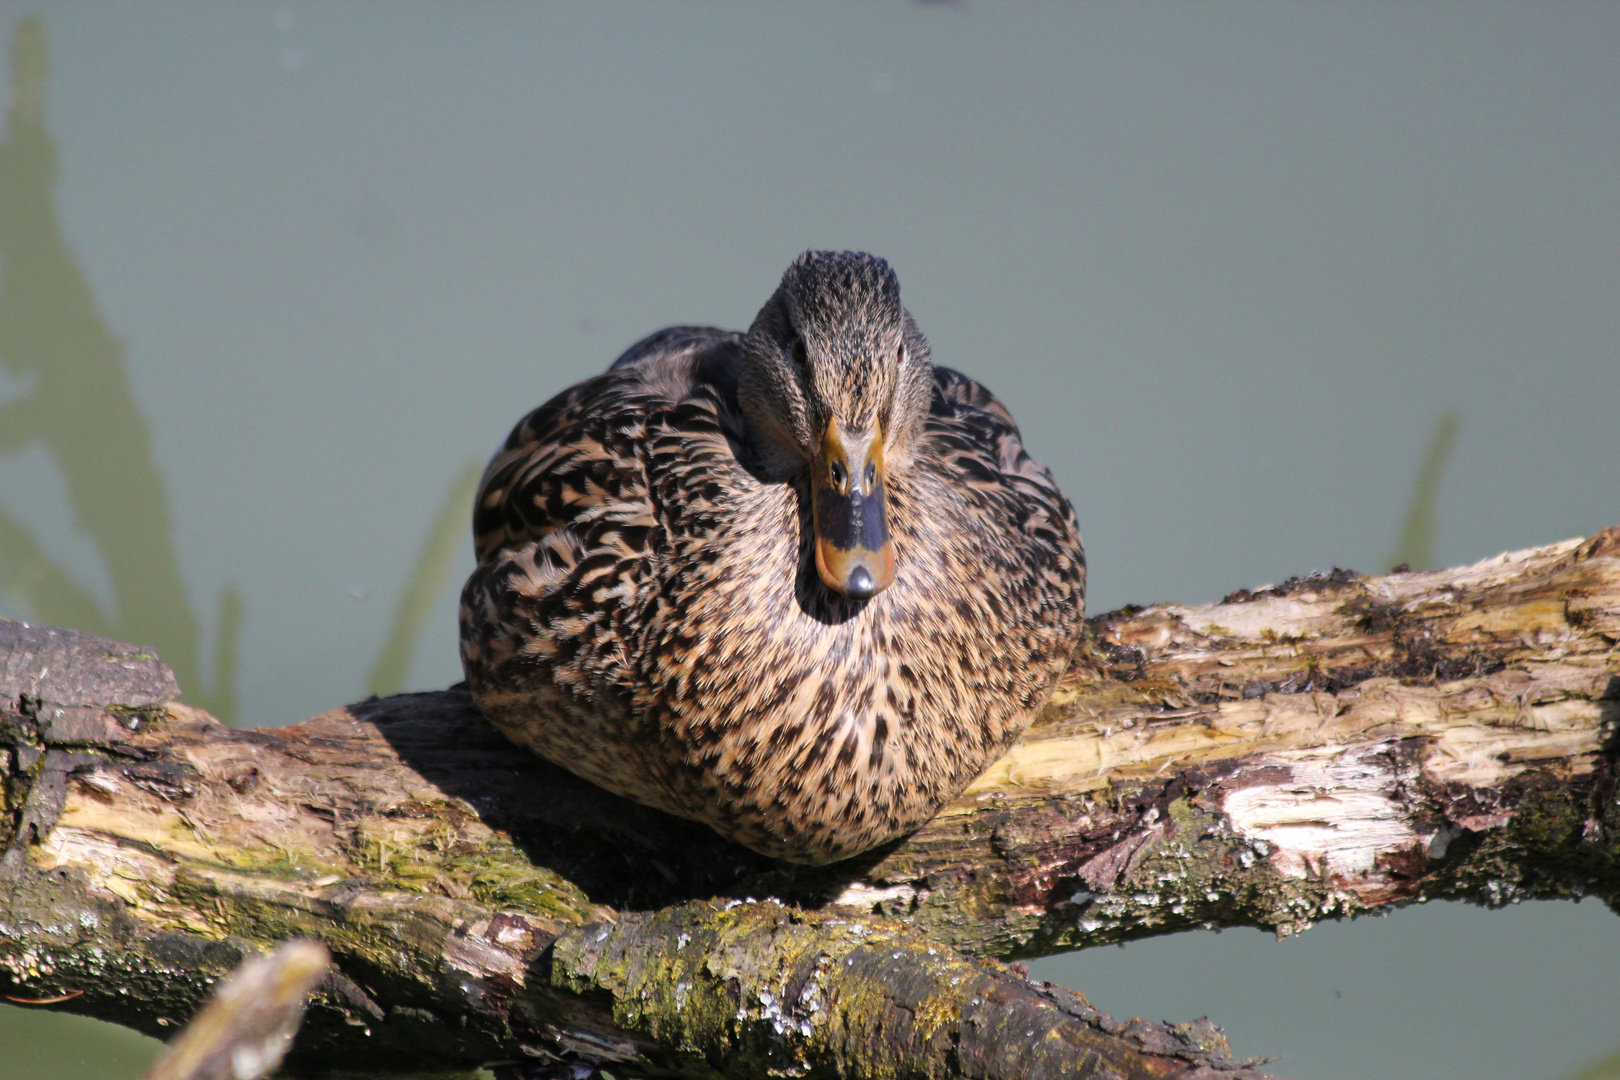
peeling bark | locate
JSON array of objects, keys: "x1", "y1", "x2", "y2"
[{"x1": 3, "y1": 529, "x2": 1618, "y2": 1077}]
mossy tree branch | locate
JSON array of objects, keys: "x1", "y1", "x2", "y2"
[{"x1": 3, "y1": 529, "x2": 1618, "y2": 1078}]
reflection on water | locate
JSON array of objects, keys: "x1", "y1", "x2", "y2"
[
  {"x1": 1566, "y1": 1048, "x2": 1620, "y2": 1080},
  {"x1": 0, "y1": 18, "x2": 239, "y2": 720},
  {"x1": 366, "y1": 459, "x2": 480, "y2": 697},
  {"x1": 0, "y1": 18, "x2": 471, "y2": 719},
  {"x1": 1389, "y1": 410, "x2": 1461, "y2": 573}
]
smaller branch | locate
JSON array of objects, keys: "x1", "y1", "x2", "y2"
[{"x1": 146, "y1": 939, "x2": 329, "y2": 1080}]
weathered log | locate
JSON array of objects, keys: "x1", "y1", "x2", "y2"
[
  {"x1": 0, "y1": 643, "x2": 1269, "y2": 1078},
  {"x1": 3, "y1": 529, "x2": 1618, "y2": 1077}
]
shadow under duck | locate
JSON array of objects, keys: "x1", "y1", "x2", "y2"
[{"x1": 460, "y1": 251, "x2": 1085, "y2": 865}]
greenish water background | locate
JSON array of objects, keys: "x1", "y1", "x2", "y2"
[{"x1": 0, "y1": 4, "x2": 1616, "y2": 1077}]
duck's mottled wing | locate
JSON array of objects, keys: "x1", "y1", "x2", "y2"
[
  {"x1": 926, "y1": 364, "x2": 1085, "y2": 606},
  {"x1": 461, "y1": 369, "x2": 663, "y2": 709},
  {"x1": 470, "y1": 327, "x2": 736, "y2": 562},
  {"x1": 929, "y1": 363, "x2": 1022, "y2": 432},
  {"x1": 460, "y1": 327, "x2": 743, "y2": 803},
  {"x1": 471, "y1": 381, "x2": 644, "y2": 564}
]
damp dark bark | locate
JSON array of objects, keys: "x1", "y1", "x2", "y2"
[{"x1": 3, "y1": 528, "x2": 1618, "y2": 1078}]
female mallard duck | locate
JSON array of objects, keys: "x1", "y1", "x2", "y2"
[{"x1": 460, "y1": 251, "x2": 1085, "y2": 865}]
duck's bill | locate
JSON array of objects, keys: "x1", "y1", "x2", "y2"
[{"x1": 812, "y1": 418, "x2": 896, "y2": 601}]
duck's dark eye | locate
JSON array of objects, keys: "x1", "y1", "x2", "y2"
[
  {"x1": 791, "y1": 337, "x2": 808, "y2": 368},
  {"x1": 897, "y1": 343, "x2": 906, "y2": 365}
]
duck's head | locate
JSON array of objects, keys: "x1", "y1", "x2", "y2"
[{"x1": 739, "y1": 251, "x2": 935, "y2": 601}]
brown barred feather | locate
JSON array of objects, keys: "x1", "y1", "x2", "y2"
[{"x1": 460, "y1": 253, "x2": 1085, "y2": 864}]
